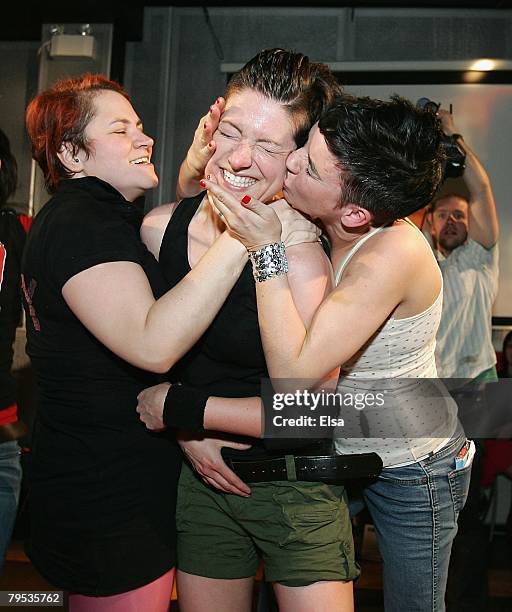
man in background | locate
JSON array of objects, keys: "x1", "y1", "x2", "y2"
[{"x1": 426, "y1": 109, "x2": 499, "y2": 612}]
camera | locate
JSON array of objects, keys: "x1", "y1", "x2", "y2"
[{"x1": 416, "y1": 97, "x2": 466, "y2": 180}]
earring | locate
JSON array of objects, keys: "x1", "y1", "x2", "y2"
[{"x1": 74, "y1": 157, "x2": 80, "y2": 163}]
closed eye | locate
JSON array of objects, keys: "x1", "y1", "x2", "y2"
[
  {"x1": 217, "y1": 121, "x2": 240, "y2": 139},
  {"x1": 256, "y1": 144, "x2": 285, "y2": 156},
  {"x1": 218, "y1": 129, "x2": 238, "y2": 139},
  {"x1": 306, "y1": 155, "x2": 320, "y2": 179}
]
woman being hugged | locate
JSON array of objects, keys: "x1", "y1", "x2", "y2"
[{"x1": 137, "y1": 49, "x2": 362, "y2": 612}]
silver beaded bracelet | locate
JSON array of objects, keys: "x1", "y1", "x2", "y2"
[{"x1": 248, "y1": 242, "x2": 289, "y2": 283}]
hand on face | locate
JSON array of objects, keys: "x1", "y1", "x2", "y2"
[
  {"x1": 186, "y1": 97, "x2": 226, "y2": 182},
  {"x1": 203, "y1": 179, "x2": 321, "y2": 250},
  {"x1": 270, "y1": 199, "x2": 322, "y2": 248},
  {"x1": 203, "y1": 178, "x2": 282, "y2": 250}
]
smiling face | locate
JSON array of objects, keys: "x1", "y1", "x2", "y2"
[
  {"x1": 430, "y1": 195, "x2": 469, "y2": 255},
  {"x1": 74, "y1": 90, "x2": 158, "y2": 202},
  {"x1": 205, "y1": 88, "x2": 296, "y2": 203},
  {"x1": 283, "y1": 124, "x2": 342, "y2": 225}
]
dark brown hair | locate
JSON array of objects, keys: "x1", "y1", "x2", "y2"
[
  {"x1": 225, "y1": 48, "x2": 342, "y2": 147},
  {"x1": 320, "y1": 94, "x2": 445, "y2": 225}
]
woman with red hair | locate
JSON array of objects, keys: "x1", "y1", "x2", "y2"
[{"x1": 22, "y1": 73, "x2": 316, "y2": 610}]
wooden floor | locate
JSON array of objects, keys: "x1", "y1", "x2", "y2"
[{"x1": 2, "y1": 523, "x2": 511, "y2": 611}]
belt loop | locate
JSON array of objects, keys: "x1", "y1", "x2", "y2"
[{"x1": 285, "y1": 455, "x2": 297, "y2": 481}]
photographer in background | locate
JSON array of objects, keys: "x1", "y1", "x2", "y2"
[
  {"x1": 428, "y1": 111, "x2": 499, "y2": 380},
  {"x1": 424, "y1": 109, "x2": 499, "y2": 611},
  {"x1": 0, "y1": 127, "x2": 28, "y2": 575}
]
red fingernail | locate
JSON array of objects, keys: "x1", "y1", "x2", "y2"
[
  {"x1": 216, "y1": 97, "x2": 221, "y2": 104},
  {"x1": 241, "y1": 195, "x2": 251, "y2": 204},
  {"x1": 209, "y1": 106, "x2": 214, "y2": 114},
  {"x1": 203, "y1": 122, "x2": 208, "y2": 130},
  {"x1": 199, "y1": 179, "x2": 206, "y2": 188}
]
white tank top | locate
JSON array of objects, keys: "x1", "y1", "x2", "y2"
[{"x1": 333, "y1": 220, "x2": 459, "y2": 467}]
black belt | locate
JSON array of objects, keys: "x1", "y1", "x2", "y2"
[{"x1": 225, "y1": 452, "x2": 383, "y2": 483}]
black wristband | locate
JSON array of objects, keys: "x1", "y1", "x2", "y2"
[{"x1": 163, "y1": 383, "x2": 209, "y2": 430}]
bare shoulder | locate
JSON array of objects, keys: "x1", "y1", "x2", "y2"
[
  {"x1": 142, "y1": 202, "x2": 178, "y2": 229},
  {"x1": 363, "y1": 221, "x2": 431, "y2": 270},
  {"x1": 341, "y1": 221, "x2": 440, "y2": 315},
  {"x1": 339, "y1": 222, "x2": 435, "y2": 295},
  {"x1": 140, "y1": 202, "x2": 179, "y2": 260}
]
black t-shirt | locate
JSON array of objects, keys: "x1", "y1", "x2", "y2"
[{"x1": 21, "y1": 177, "x2": 181, "y2": 595}]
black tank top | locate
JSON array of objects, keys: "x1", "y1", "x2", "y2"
[
  {"x1": 160, "y1": 194, "x2": 269, "y2": 458},
  {"x1": 160, "y1": 194, "x2": 267, "y2": 393},
  {"x1": 159, "y1": 194, "x2": 316, "y2": 458}
]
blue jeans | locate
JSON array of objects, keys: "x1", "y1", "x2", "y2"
[
  {"x1": 0, "y1": 440, "x2": 22, "y2": 574},
  {"x1": 362, "y1": 433, "x2": 471, "y2": 612}
]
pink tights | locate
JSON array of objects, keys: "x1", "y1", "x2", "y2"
[{"x1": 69, "y1": 568, "x2": 175, "y2": 612}]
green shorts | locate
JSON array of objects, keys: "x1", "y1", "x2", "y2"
[{"x1": 176, "y1": 462, "x2": 360, "y2": 587}]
